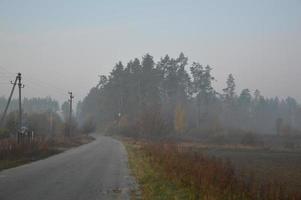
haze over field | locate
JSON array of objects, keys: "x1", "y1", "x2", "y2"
[
  {"x1": 2, "y1": 1, "x2": 301, "y2": 200},
  {"x1": 0, "y1": 0, "x2": 300, "y2": 103}
]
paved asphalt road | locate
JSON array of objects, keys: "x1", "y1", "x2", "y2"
[{"x1": 0, "y1": 135, "x2": 137, "y2": 200}]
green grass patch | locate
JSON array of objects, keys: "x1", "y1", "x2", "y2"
[{"x1": 126, "y1": 143, "x2": 197, "y2": 200}]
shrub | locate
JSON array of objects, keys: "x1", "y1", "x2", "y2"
[
  {"x1": 241, "y1": 132, "x2": 263, "y2": 146},
  {"x1": 80, "y1": 117, "x2": 96, "y2": 134},
  {"x1": 135, "y1": 109, "x2": 168, "y2": 138},
  {"x1": 0, "y1": 128, "x2": 10, "y2": 139}
]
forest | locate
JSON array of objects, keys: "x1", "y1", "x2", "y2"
[{"x1": 78, "y1": 53, "x2": 301, "y2": 138}]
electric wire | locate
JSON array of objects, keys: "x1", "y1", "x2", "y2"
[
  {"x1": 0, "y1": 64, "x2": 68, "y2": 98},
  {"x1": 0, "y1": 64, "x2": 89, "y2": 103}
]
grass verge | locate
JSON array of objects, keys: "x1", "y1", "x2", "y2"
[
  {"x1": 0, "y1": 135, "x2": 94, "y2": 171},
  {"x1": 126, "y1": 142, "x2": 198, "y2": 200},
  {"x1": 0, "y1": 149, "x2": 60, "y2": 171},
  {"x1": 125, "y1": 140, "x2": 301, "y2": 200}
]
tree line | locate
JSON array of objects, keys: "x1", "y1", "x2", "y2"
[
  {"x1": 76, "y1": 53, "x2": 301, "y2": 136},
  {"x1": 1, "y1": 54, "x2": 299, "y2": 138},
  {"x1": 0, "y1": 97, "x2": 59, "y2": 114},
  {"x1": 0, "y1": 96, "x2": 88, "y2": 138}
]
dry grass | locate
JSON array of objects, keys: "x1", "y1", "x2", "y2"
[
  {"x1": 126, "y1": 143, "x2": 197, "y2": 200},
  {"x1": 0, "y1": 134, "x2": 94, "y2": 171},
  {"x1": 198, "y1": 147, "x2": 301, "y2": 196},
  {"x1": 127, "y1": 140, "x2": 301, "y2": 200}
]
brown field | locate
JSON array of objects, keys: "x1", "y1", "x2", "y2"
[
  {"x1": 127, "y1": 139, "x2": 301, "y2": 200},
  {"x1": 198, "y1": 147, "x2": 301, "y2": 195}
]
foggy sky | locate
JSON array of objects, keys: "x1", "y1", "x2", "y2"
[{"x1": 0, "y1": 0, "x2": 300, "y2": 103}]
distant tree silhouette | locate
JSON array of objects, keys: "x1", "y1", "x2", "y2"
[{"x1": 78, "y1": 53, "x2": 301, "y2": 136}]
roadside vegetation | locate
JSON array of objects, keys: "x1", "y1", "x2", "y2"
[
  {"x1": 127, "y1": 142, "x2": 196, "y2": 200},
  {"x1": 0, "y1": 97, "x2": 96, "y2": 171},
  {"x1": 0, "y1": 135, "x2": 94, "y2": 171},
  {"x1": 126, "y1": 140, "x2": 301, "y2": 200}
]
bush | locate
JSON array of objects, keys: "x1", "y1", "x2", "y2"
[
  {"x1": 26, "y1": 112, "x2": 63, "y2": 136},
  {"x1": 105, "y1": 109, "x2": 170, "y2": 139},
  {"x1": 80, "y1": 117, "x2": 96, "y2": 134},
  {"x1": 209, "y1": 133, "x2": 227, "y2": 145},
  {"x1": 0, "y1": 128, "x2": 9, "y2": 139},
  {"x1": 241, "y1": 132, "x2": 263, "y2": 146},
  {"x1": 135, "y1": 109, "x2": 169, "y2": 138}
]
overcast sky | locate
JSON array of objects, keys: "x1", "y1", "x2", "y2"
[{"x1": 0, "y1": 0, "x2": 300, "y2": 104}]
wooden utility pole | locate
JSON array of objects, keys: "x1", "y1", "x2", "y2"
[
  {"x1": 68, "y1": 92, "x2": 74, "y2": 136},
  {"x1": 49, "y1": 110, "x2": 53, "y2": 136},
  {"x1": 17, "y1": 73, "x2": 24, "y2": 143},
  {"x1": 0, "y1": 75, "x2": 18, "y2": 127}
]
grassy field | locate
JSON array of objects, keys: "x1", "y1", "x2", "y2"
[
  {"x1": 198, "y1": 147, "x2": 301, "y2": 195},
  {"x1": 126, "y1": 140, "x2": 301, "y2": 200}
]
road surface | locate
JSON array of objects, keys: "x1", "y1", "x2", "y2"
[{"x1": 0, "y1": 135, "x2": 137, "y2": 200}]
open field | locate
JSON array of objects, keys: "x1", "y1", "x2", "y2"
[
  {"x1": 198, "y1": 147, "x2": 301, "y2": 195},
  {"x1": 173, "y1": 140, "x2": 301, "y2": 195},
  {"x1": 125, "y1": 139, "x2": 301, "y2": 200}
]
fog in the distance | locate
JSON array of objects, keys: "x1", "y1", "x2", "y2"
[{"x1": 0, "y1": 0, "x2": 300, "y2": 103}]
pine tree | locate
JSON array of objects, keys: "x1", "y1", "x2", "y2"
[{"x1": 223, "y1": 74, "x2": 236, "y2": 103}]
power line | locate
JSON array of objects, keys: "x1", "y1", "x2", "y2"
[
  {"x1": 0, "y1": 64, "x2": 84, "y2": 106},
  {"x1": 25, "y1": 79, "x2": 67, "y2": 97},
  {"x1": 0, "y1": 66, "x2": 67, "y2": 103},
  {"x1": 24, "y1": 75, "x2": 67, "y2": 95},
  {"x1": 0, "y1": 74, "x2": 13, "y2": 78},
  {"x1": 1, "y1": 75, "x2": 67, "y2": 101},
  {"x1": 0, "y1": 65, "x2": 15, "y2": 75},
  {"x1": 0, "y1": 64, "x2": 67, "y2": 95},
  {"x1": 23, "y1": 82, "x2": 66, "y2": 100}
]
